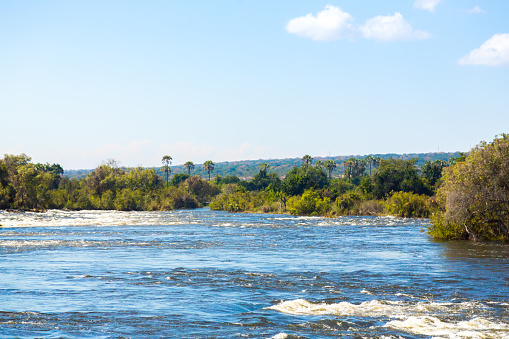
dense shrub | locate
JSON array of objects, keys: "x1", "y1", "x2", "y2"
[
  {"x1": 334, "y1": 192, "x2": 362, "y2": 215},
  {"x1": 385, "y1": 191, "x2": 431, "y2": 218},
  {"x1": 429, "y1": 135, "x2": 509, "y2": 241},
  {"x1": 287, "y1": 190, "x2": 331, "y2": 216}
]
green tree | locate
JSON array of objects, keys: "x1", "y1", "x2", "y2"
[
  {"x1": 344, "y1": 158, "x2": 366, "y2": 185},
  {"x1": 372, "y1": 158, "x2": 430, "y2": 199},
  {"x1": 373, "y1": 156, "x2": 382, "y2": 169},
  {"x1": 421, "y1": 160, "x2": 448, "y2": 187},
  {"x1": 287, "y1": 190, "x2": 331, "y2": 216},
  {"x1": 259, "y1": 163, "x2": 269, "y2": 173},
  {"x1": 315, "y1": 160, "x2": 324, "y2": 169},
  {"x1": 301, "y1": 155, "x2": 313, "y2": 166},
  {"x1": 183, "y1": 175, "x2": 220, "y2": 203},
  {"x1": 365, "y1": 155, "x2": 375, "y2": 176},
  {"x1": 203, "y1": 160, "x2": 215, "y2": 181},
  {"x1": 429, "y1": 135, "x2": 509, "y2": 241},
  {"x1": 13, "y1": 163, "x2": 39, "y2": 209},
  {"x1": 281, "y1": 165, "x2": 327, "y2": 196},
  {"x1": 448, "y1": 152, "x2": 468, "y2": 166},
  {"x1": 184, "y1": 161, "x2": 195, "y2": 175},
  {"x1": 162, "y1": 155, "x2": 172, "y2": 188},
  {"x1": 324, "y1": 160, "x2": 338, "y2": 179},
  {"x1": 171, "y1": 173, "x2": 190, "y2": 186},
  {"x1": 344, "y1": 160, "x2": 353, "y2": 183}
]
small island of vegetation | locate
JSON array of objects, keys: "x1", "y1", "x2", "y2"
[{"x1": 1, "y1": 134, "x2": 507, "y2": 242}]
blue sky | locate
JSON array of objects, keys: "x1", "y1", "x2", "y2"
[{"x1": 1, "y1": 0, "x2": 508, "y2": 169}]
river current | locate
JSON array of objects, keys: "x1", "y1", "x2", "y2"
[{"x1": 0, "y1": 208, "x2": 508, "y2": 338}]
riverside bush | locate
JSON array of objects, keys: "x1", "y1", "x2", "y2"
[
  {"x1": 384, "y1": 191, "x2": 431, "y2": 218},
  {"x1": 429, "y1": 135, "x2": 509, "y2": 241},
  {"x1": 334, "y1": 192, "x2": 362, "y2": 215},
  {"x1": 286, "y1": 190, "x2": 331, "y2": 216}
]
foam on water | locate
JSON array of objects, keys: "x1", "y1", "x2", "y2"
[
  {"x1": 385, "y1": 316, "x2": 509, "y2": 338},
  {"x1": 268, "y1": 299, "x2": 509, "y2": 338},
  {"x1": 0, "y1": 209, "x2": 190, "y2": 228},
  {"x1": 267, "y1": 299, "x2": 476, "y2": 318}
]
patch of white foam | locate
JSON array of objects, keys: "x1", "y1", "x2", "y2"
[
  {"x1": 269, "y1": 333, "x2": 289, "y2": 339},
  {"x1": 0, "y1": 239, "x2": 104, "y2": 247},
  {"x1": 267, "y1": 299, "x2": 479, "y2": 319},
  {"x1": 385, "y1": 316, "x2": 509, "y2": 338},
  {"x1": 268, "y1": 299, "x2": 507, "y2": 338},
  {"x1": 0, "y1": 209, "x2": 190, "y2": 228}
]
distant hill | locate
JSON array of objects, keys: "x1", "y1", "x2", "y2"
[{"x1": 64, "y1": 152, "x2": 461, "y2": 180}]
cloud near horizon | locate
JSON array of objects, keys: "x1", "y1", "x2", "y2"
[
  {"x1": 459, "y1": 34, "x2": 509, "y2": 67},
  {"x1": 286, "y1": 6, "x2": 430, "y2": 42},
  {"x1": 414, "y1": 0, "x2": 442, "y2": 12}
]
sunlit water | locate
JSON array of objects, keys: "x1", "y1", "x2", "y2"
[{"x1": 1, "y1": 208, "x2": 508, "y2": 338}]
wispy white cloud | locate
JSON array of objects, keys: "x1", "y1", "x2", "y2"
[
  {"x1": 286, "y1": 6, "x2": 429, "y2": 43},
  {"x1": 361, "y1": 13, "x2": 431, "y2": 42},
  {"x1": 459, "y1": 34, "x2": 509, "y2": 67},
  {"x1": 414, "y1": 0, "x2": 442, "y2": 12},
  {"x1": 285, "y1": 5, "x2": 354, "y2": 41},
  {"x1": 465, "y1": 6, "x2": 484, "y2": 14}
]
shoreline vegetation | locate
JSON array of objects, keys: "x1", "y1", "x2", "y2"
[{"x1": 1, "y1": 134, "x2": 508, "y2": 242}]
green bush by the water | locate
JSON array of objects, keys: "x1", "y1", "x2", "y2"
[{"x1": 428, "y1": 134, "x2": 509, "y2": 241}]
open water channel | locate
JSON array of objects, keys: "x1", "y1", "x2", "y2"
[{"x1": 0, "y1": 208, "x2": 508, "y2": 338}]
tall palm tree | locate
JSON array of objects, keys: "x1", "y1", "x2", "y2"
[
  {"x1": 324, "y1": 160, "x2": 337, "y2": 179},
  {"x1": 202, "y1": 160, "x2": 215, "y2": 181},
  {"x1": 344, "y1": 160, "x2": 353, "y2": 183},
  {"x1": 184, "y1": 161, "x2": 195, "y2": 175},
  {"x1": 365, "y1": 155, "x2": 375, "y2": 175},
  {"x1": 302, "y1": 155, "x2": 313, "y2": 166},
  {"x1": 162, "y1": 155, "x2": 172, "y2": 188},
  {"x1": 315, "y1": 160, "x2": 324, "y2": 169},
  {"x1": 350, "y1": 158, "x2": 367, "y2": 178},
  {"x1": 371, "y1": 157, "x2": 382, "y2": 174}
]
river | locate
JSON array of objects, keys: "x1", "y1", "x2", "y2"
[{"x1": 0, "y1": 208, "x2": 508, "y2": 338}]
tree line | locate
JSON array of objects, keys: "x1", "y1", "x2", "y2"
[
  {"x1": 0, "y1": 155, "x2": 219, "y2": 211},
  {"x1": 1, "y1": 134, "x2": 507, "y2": 242}
]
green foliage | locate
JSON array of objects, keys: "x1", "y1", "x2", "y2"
[
  {"x1": 65, "y1": 152, "x2": 462, "y2": 181},
  {"x1": 385, "y1": 191, "x2": 431, "y2": 218},
  {"x1": 359, "y1": 176, "x2": 374, "y2": 198},
  {"x1": 421, "y1": 160, "x2": 449, "y2": 187},
  {"x1": 162, "y1": 155, "x2": 172, "y2": 188},
  {"x1": 240, "y1": 170, "x2": 281, "y2": 192},
  {"x1": 0, "y1": 154, "x2": 216, "y2": 212},
  {"x1": 324, "y1": 160, "x2": 338, "y2": 179},
  {"x1": 184, "y1": 161, "x2": 195, "y2": 175},
  {"x1": 301, "y1": 155, "x2": 313, "y2": 166},
  {"x1": 344, "y1": 158, "x2": 367, "y2": 184},
  {"x1": 182, "y1": 175, "x2": 220, "y2": 204},
  {"x1": 171, "y1": 173, "x2": 190, "y2": 187},
  {"x1": 334, "y1": 192, "x2": 362, "y2": 215},
  {"x1": 216, "y1": 175, "x2": 241, "y2": 186},
  {"x1": 209, "y1": 185, "x2": 253, "y2": 212},
  {"x1": 372, "y1": 158, "x2": 431, "y2": 199},
  {"x1": 202, "y1": 160, "x2": 215, "y2": 181},
  {"x1": 281, "y1": 165, "x2": 328, "y2": 196},
  {"x1": 429, "y1": 134, "x2": 509, "y2": 241},
  {"x1": 286, "y1": 190, "x2": 331, "y2": 216},
  {"x1": 327, "y1": 178, "x2": 355, "y2": 198}
]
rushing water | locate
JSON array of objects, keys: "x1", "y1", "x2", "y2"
[{"x1": 0, "y1": 209, "x2": 508, "y2": 338}]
